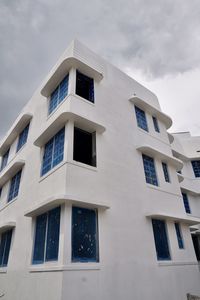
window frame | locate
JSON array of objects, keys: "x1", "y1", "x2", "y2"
[
  {"x1": 174, "y1": 222, "x2": 184, "y2": 249},
  {"x1": 152, "y1": 219, "x2": 171, "y2": 261},
  {"x1": 134, "y1": 105, "x2": 148, "y2": 132},
  {"x1": 0, "y1": 229, "x2": 13, "y2": 267},
  {"x1": 162, "y1": 162, "x2": 170, "y2": 183},
  {"x1": 182, "y1": 192, "x2": 191, "y2": 214},
  {"x1": 76, "y1": 70, "x2": 95, "y2": 103},
  {"x1": 7, "y1": 169, "x2": 22, "y2": 202},
  {"x1": 152, "y1": 116, "x2": 160, "y2": 133},
  {"x1": 0, "y1": 148, "x2": 10, "y2": 172},
  {"x1": 142, "y1": 154, "x2": 158, "y2": 186},
  {"x1": 191, "y1": 160, "x2": 200, "y2": 178},
  {"x1": 16, "y1": 123, "x2": 30, "y2": 153}
]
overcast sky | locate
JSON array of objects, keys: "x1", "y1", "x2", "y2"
[{"x1": 1, "y1": 0, "x2": 200, "y2": 140}]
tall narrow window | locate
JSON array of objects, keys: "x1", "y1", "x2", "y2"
[
  {"x1": 16, "y1": 123, "x2": 30, "y2": 152},
  {"x1": 41, "y1": 127, "x2": 65, "y2": 176},
  {"x1": 142, "y1": 154, "x2": 158, "y2": 186},
  {"x1": 152, "y1": 116, "x2": 160, "y2": 133},
  {"x1": 135, "y1": 106, "x2": 148, "y2": 131},
  {"x1": 191, "y1": 160, "x2": 200, "y2": 178},
  {"x1": 152, "y1": 219, "x2": 171, "y2": 261},
  {"x1": 72, "y1": 206, "x2": 99, "y2": 262},
  {"x1": 182, "y1": 192, "x2": 191, "y2": 214},
  {"x1": 73, "y1": 127, "x2": 96, "y2": 167},
  {"x1": 162, "y1": 162, "x2": 170, "y2": 183},
  {"x1": 0, "y1": 230, "x2": 12, "y2": 267},
  {"x1": 8, "y1": 169, "x2": 22, "y2": 202},
  {"x1": 174, "y1": 223, "x2": 184, "y2": 249},
  {"x1": 76, "y1": 71, "x2": 94, "y2": 103},
  {"x1": 0, "y1": 148, "x2": 10, "y2": 171},
  {"x1": 49, "y1": 75, "x2": 69, "y2": 115},
  {"x1": 32, "y1": 206, "x2": 61, "y2": 264}
]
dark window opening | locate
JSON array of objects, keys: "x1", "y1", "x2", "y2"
[
  {"x1": 152, "y1": 219, "x2": 171, "y2": 261},
  {"x1": 76, "y1": 71, "x2": 94, "y2": 103},
  {"x1": 192, "y1": 235, "x2": 200, "y2": 261},
  {"x1": 73, "y1": 127, "x2": 96, "y2": 167}
]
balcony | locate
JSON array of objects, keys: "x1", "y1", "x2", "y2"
[
  {"x1": 24, "y1": 194, "x2": 110, "y2": 217},
  {"x1": 0, "y1": 113, "x2": 33, "y2": 156},
  {"x1": 129, "y1": 96, "x2": 172, "y2": 129}
]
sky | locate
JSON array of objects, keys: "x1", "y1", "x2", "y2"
[{"x1": 1, "y1": 0, "x2": 200, "y2": 139}]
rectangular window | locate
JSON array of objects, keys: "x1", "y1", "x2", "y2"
[
  {"x1": 142, "y1": 154, "x2": 158, "y2": 186},
  {"x1": 152, "y1": 219, "x2": 171, "y2": 261},
  {"x1": 152, "y1": 116, "x2": 160, "y2": 133},
  {"x1": 191, "y1": 160, "x2": 200, "y2": 178},
  {"x1": 135, "y1": 106, "x2": 148, "y2": 131},
  {"x1": 49, "y1": 75, "x2": 69, "y2": 115},
  {"x1": 0, "y1": 230, "x2": 12, "y2": 267},
  {"x1": 76, "y1": 71, "x2": 94, "y2": 103},
  {"x1": 32, "y1": 206, "x2": 61, "y2": 264},
  {"x1": 41, "y1": 127, "x2": 65, "y2": 176},
  {"x1": 162, "y1": 162, "x2": 170, "y2": 183},
  {"x1": 73, "y1": 127, "x2": 96, "y2": 167},
  {"x1": 8, "y1": 169, "x2": 22, "y2": 202},
  {"x1": 72, "y1": 206, "x2": 99, "y2": 262},
  {"x1": 0, "y1": 148, "x2": 10, "y2": 171},
  {"x1": 16, "y1": 123, "x2": 30, "y2": 152},
  {"x1": 174, "y1": 223, "x2": 184, "y2": 249},
  {"x1": 182, "y1": 192, "x2": 191, "y2": 214}
]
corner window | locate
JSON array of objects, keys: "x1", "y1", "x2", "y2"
[
  {"x1": 32, "y1": 206, "x2": 61, "y2": 264},
  {"x1": 49, "y1": 75, "x2": 69, "y2": 115},
  {"x1": 135, "y1": 106, "x2": 148, "y2": 131},
  {"x1": 41, "y1": 127, "x2": 65, "y2": 176},
  {"x1": 0, "y1": 148, "x2": 10, "y2": 171},
  {"x1": 182, "y1": 192, "x2": 191, "y2": 214},
  {"x1": 152, "y1": 219, "x2": 171, "y2": 261},
  {"x1": 16, "y1": 123, "x2": 30, "y2": 153},
  {"x1": 191, "y1": 160, "x2": 200, "y2": 178},
  {"x1": 8, "y1": 169, "x2": 22, "y2": 202},
  {"x1": 0, "y1": 229, "x2": 12, "y2": 267},
  {"x1": 76, "y1": 71, "x2": 94, "y2": 103},
  {"x1": 142, "y1": 154, "x2": 158, "y2": 186},
  {"x1": 72, "y1": 206, "x2": 99, "y2": 262},
  {"x1": 73, "y1": 127, "x2": 96, "y2": 167},
  {"x1": 152, "y1": 116, "x2": 160, "y2": 133},
  {"x1": 162, "y1": 162, "x2": 170, "y2": 183},
  {"x1": 174, "y1": 223, "x2": 184, "y2": 249}
]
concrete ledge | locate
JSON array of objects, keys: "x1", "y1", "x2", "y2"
[
  {"x1": 0, "y1": 113, "x2": 32, "y2": 156},
  {"x1": 129, "y1": 96, "x2": 172, "y2": 129},
  {"x1": 25, "y1": 194, "x2": 110, "y2": 217},
  {"x1": 137, "y1": 145, "x2": 183, "y2": 171},
  {"x1": 146, "y1": 213, "x2": 200, "y2": 225},
  {"x1": 0, "y1": 160, "x2": 25, "y2": 187},
  {"x1": 0, "y1": 222, "x2": 16, "y2": 233}
]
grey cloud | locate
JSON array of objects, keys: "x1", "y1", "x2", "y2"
[{"x1": 0, "y1": 0, "x2": 200, "y2": 138}]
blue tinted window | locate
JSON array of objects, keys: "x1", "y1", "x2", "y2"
[
  {"x1": 152, "y1": 116, "x2": 160, "y2": 133},
  {"x1": 182, "y1": 192, "x2": 191, "y2": 214},
  {"x1": 49, "y1": 75, "x2": 69, "y2": 114},
  {"x1": 8, "y1": 169, "x2": 22, "y2": 202},
  {"x1": 0, "y1": 230, "x2": 12, "y2": 267},
  {"x1": 41, "y1": 127, "x2": 65, "y2": 176},
  {"x1": 191, "y1": 160, "x2": 200, "y2": 178},
  {"x1": 162, "y1": 162, "x2": 170, "y2": 183},
  {"x1": 135, "y1": 106, "x2": 148, "y2": 131},
  {"x1": 16, "y1": 123, "x2": 30, "y2": 152},
  {"x1": 174, "y1": 223, "x2": 184, "y2": 249},
  {"x1": 142, "y1": 154, "x2": 158, "y2": 186},
  {"x1": 33, "y1": 207, "x2": 61, "y2": 264},
  {"x1": 72, "y1": 206, "x2": 99, "y2": 262},
  {"x1": 0, "y1": 148, "x2": 10, "y2": 171},
  {"x1": 152, "y1": 219, "x2": 171, "y2": 261},
  {"x1": 76, "y1": 71, "x2": 94, "y2": 103}
]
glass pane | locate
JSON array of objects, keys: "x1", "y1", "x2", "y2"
[
  {"x1": 3, "y1": 230, "x2": 12, "y2": 266},
  {"x1": 152, "y1": 219, "x2": 171, "y2": 260},
  {"x1": 33, "y1": 213, "x2": 47, "y2": 264}
]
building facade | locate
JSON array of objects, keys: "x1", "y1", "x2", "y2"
[{"x1": 0, "y1": 40, "x2": 200, "y2": 300}]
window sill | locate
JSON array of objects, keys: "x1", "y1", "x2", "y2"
[
  {"x1": 0, "y1": 197, "x2": 18, "y2": 213},
  {"x1": 146, "y1": 183, "x2": 181, "y2": 197},
  {"x1": 39, "y1": 161, "x2": 67, "y2": 183},
  {"x1": 73, "y1": 94, "x2": 95, "y2": 106},
  {"x1": 29, "y1": 263, "x2": 101, "y2": 273},
  {"x1": 0, "y1": 268, "x2": 7, "y2": 273},
  {"x1": 68, "y1": 160, "x2": 97, "y2": 172},
  {"x1": 158, "y1": 261, "x2": 198, "y2": 267}
]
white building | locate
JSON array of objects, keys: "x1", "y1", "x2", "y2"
[{"x1": 0, "y1": 40, "x2": 200, "y2": 300}]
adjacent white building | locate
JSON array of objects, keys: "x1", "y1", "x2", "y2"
[{"x1": 0, "y1": 40, "x2": 200, "y2": 300}]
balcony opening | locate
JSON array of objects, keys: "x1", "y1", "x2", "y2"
[
  {"x1": 192, "y1": 234, "x2": 200, "y2": 261},
  {"x1": 76, "y1": 71, "x2": 94, "y2": 103},
  {"x1": 73, "y1": 127, "x2": 96, "y2": 167}
]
